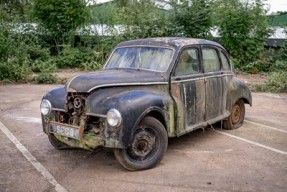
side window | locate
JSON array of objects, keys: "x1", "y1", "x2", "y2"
[
  {"x1": 220, "y1": 51, "x2": 230, "y2": 70},
  {"x1": 202, "y1": 47, "x2": 220, "y2": 72},
  {"x1": 174, "y1": 48, "x2": 199, "y2": 76}
]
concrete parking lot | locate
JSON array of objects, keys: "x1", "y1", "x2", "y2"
[{"x1": 0, "y1": 84, "x2": 286, "y2": 192}]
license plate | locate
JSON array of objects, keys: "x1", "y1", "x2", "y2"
[{"x1": 50, "y1": 122, "x2": 80, "y2": 140}]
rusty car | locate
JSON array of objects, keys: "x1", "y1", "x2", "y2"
[{"x1": 40, "y1": 37, "x2": 252, "y2": 171}]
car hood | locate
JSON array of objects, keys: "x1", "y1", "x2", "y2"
[{"x1": 65, "y1": 69, "x2": 166, "y2": 93}]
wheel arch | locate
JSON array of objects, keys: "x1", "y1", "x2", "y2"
[
  {"x1": 241, "y1": 97, "x2": 251, "y2": 106},
  {"x1": 232, "y1": 96, "x2": 252, "y2": 107},
  {"x1": 133, "y1": 107, "x2": 167, "y2": 131},
  {"x1": 127, "y1": 107, "x2": 168, "y2": 146}
]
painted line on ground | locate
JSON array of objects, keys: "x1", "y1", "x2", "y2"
[
  {"x1": 214, "y1": 130, "x2": 287, "y2": 155},
  {"x1": 245, "y1": 120, "x2": 287, "y2": 134},
  {"x1": 0, "y1": 121, "x2": 68, "y2": 192},
  {"x1": 3, "y1": 114, "x2": 41, "y2": 124}
]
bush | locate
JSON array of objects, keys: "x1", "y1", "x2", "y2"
[
  {"x1": 0, "y1": 62, "x2": 31, "y2": 82},
  {"x1": 270, "y1": 60, "x2": 287, "y2": 72},
  {"x1": 241, "y1": 58, "x2": 272, "y2": 74},
  {"x1": 26, "y1": 45, "x2": 50, "y2": 61},
  {"x1": 56, "y1": 46, "x2": 85, "y2": 68},
  {"x1": 52, "y1": 45, "x2": 106, "y2": 70},
  {"x1": 255, "y1": 72, "x2": 287, "y2": 93},
  {"x1": 30, "y1": 59, "x2": 58, "y2": 73},
  {"x1": 32, "y1": 73, "x2": 59, "y2": 84}
]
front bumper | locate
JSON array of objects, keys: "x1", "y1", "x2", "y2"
[{"x1": 41, "y1": 114, "x2": 124, "y2": 150}]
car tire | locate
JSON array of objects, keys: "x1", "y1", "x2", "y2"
[
  {"x1": 113, "y1": 116, "x2": 168, "y2": 171},
  {"x1": 48, "y1": 134, "x2": 71, "y2": 150},
  {"x1": 224, "y1": 99, "x2": 245, "y2": 130}
]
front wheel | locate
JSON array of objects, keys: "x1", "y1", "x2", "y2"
[
  {"x1": 114, "y1": 117, "x2": 168, "y2": 171},
  {"x1": 224, "y1": 99, "x2": 245, "y2": 130}
]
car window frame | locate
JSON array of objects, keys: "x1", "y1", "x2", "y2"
[
  {"x1": 103, "y1": 45, "x2": 175, "y2": 73},
  {"x1": 201, "y1": 45, "x2": 221, "y2": 74},
  {"x1": 219, "y1": 49, "x2": 231, "y2": 71},
  {"x1": 172, "y1": 45, "x2": 202, "y2": 78}
]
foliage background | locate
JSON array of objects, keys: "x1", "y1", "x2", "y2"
[{"x1": 0, "y1": 0, "x2": 286, "y2": 91}]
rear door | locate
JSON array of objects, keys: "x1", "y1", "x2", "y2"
[{"x1": 202, "y1": 46, "x2": 227, "y2": 122}]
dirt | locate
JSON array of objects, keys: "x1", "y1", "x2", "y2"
[{"x1": 237, "y1": 73, "x2": 267, "y2": 86}]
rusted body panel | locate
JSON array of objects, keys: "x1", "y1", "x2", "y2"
[
  {"x1": 41, "y1": 37, "x2": 252, "y2": 151},
  {"x1": 42, "y1": 82, "x2": 174, "y2": 149}
]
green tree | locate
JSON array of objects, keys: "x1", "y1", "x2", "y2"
[
  {"x1": 117, "y1": 0, "x2": 169, "y2": 39},
  {"x1": 169, "y1": 0, "x2": 212, "y2": 38},
  {"x1": 213, "y1": 0, "x2": 270, "y2": 67},
  {"x1": 90, "y1": 3, "x2": 117, "y2": 25},
  {"x1": 0, "y1": 0, "x2": 32, "y2": 21},
  {"x1": 33, "y1": 0, "x2": 89, "y2": 49},
  {"x1": 115, "y1": 0, "x2": 131, "y2": 7}
]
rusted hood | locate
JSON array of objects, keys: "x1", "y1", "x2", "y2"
[{"x1": 65, "y1": 69, "x2": 166, "y2": 93}]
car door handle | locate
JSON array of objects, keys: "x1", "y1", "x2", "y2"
[{"x1": 174, "y1": 77, "x2": 181, "y2": 81}]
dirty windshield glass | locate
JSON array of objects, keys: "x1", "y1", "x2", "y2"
[{"x1": 105, "y1": 47, "x2": 173, "y2": 72}]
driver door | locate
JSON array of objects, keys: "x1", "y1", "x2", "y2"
[{"x1": 171, "y1": 47, "x2": 205, "y2": 136}]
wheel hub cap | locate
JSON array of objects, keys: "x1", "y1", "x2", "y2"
[
  {"x1": 131, "y1": 131, "x2": 155, "y2": 157},
  {"x1": 232, "y1": 104, "x2": 241, "y2": 124}
]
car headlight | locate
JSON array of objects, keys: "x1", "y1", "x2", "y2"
[
  {"x1": 106, "y1": 108, "x2": 122, "y2": 127},
  {"x1": 40, "y1": 99, "x2": 52, "y2": 116}
]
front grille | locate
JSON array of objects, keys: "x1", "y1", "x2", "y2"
[
  {"x1": 49, "y1": 93, "x2": 105, "y2": 135},
  {"x1": 66, "y1": 93, "x2": 88, "y2": 115}
]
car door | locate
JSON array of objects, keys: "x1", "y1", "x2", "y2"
[
  {"x1": 170, "y1": 47, "x2": 206, "y2": 136},
  {"x1": 202, "y1": 46, "x2": 227, "y2": 122}
]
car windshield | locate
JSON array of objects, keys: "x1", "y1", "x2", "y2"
[{"x1": 105, "y1": 47, "x2": 173, "y2": 72}]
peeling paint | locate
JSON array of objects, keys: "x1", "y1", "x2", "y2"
[{"x1": 41, "y1": 37, "x2": 251, "y2": 156}]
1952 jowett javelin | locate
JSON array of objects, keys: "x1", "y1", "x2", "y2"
[{"x1": 40, "y1": 37, "x2": 252, "y2": 171}]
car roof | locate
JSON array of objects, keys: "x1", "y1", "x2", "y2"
[{"x1": 116, "y1": 37, "x2": 225, "y2": 50}]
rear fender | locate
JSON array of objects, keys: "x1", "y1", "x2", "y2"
[{"x1": 227, "y1": 77, "x2": 252, "y2": 110}]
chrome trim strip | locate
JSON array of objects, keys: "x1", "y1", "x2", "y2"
[
  {"x1": 85, "y1": 112, "x2": 107, "y2": 118},
  {"x1": 171, "y1": 73, "x2": 234, "y2": 83},
  {"x1": 88, "y1": 82, "x2": 168, "y2": 92},
  {"x1": 51, "y1": 109, "x2": 107, "y2": 118},
  {"x1": 66, "y1": 74, "x2": 82, "y2": 90},
  {"x1": 183, "y1": 84, "x2": 187, "y2": 110},
  {"x1": 52, "y1": 108, "x2": 66, "y2": 112}
]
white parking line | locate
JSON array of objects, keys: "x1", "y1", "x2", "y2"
[
  {"x1": 214, "y1": 130, "x2": 287, "y2": 155},
  {"x1": 0, "y1": 121, "x2": 68, "y2": 192},
  {"x1": 245, "y1": 120, "x2": 287, "y2": 134},
  {"x1": 3, "y1": 114, "x2": 41, "y2": 124}
]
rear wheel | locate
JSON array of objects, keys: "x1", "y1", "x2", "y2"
[
  {"x1": 224, "y1": 99, "x2": 245, "y2": 130},
  {"x1": 114, "y1": 117, "x2": 168, "y2": 171},
  {"x1": 48, "y1": 134, "x2": 71, "y2": 150}
]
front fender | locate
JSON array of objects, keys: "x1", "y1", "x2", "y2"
[
  {"x1": 86, "y1": 87, "x2": 173, "y2": 147},
  {"x1": 41, "y1": 86, "x2": 67, "y2": 134},
  {"x1": 43, "y1": 86, "x2": 67, "y2": 110}
]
